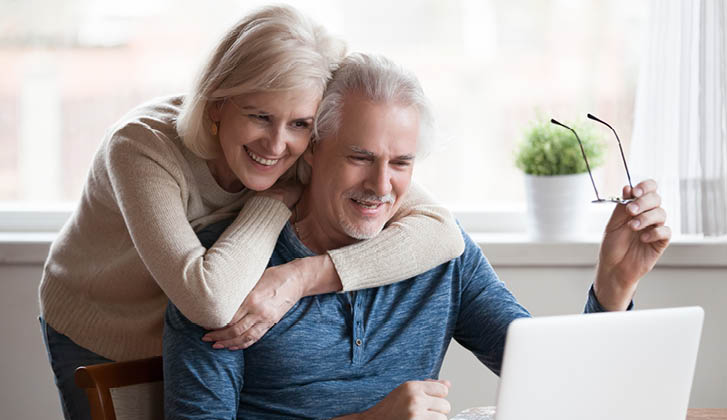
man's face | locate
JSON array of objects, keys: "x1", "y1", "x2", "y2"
[{"x1": 305, "y1": 93, "x2": 419, "y2": 244}]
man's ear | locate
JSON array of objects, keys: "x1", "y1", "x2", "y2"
[
  {"x1": 207, "y1": 100, "x2": 224, "y2": 122},
  {"x1": 303, "y1": 142, "x2": 315, "y2": 166}
]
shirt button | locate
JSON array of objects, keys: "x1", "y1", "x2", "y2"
[{"x1": 355, "y1": 339, "x2": 362, "y2": 346}]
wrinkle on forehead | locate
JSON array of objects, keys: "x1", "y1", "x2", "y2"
[{"x1": 346, "y1": 145, "x2": 416, "y2": 161}]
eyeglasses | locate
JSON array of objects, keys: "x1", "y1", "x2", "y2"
[{"x1": 551, "y1": 114, "x2": 634, "y2": 205}]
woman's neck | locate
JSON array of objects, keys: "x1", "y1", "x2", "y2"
[{"x1": 207, "y1": 157, "x2": 244, "y2": 193}]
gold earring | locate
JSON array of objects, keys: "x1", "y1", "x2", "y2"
[{"x1": 210, "y1": 122, "x2": 218, "y2": 136}]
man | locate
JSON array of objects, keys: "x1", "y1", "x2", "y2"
[{"x1": 163, "y1": 53, "x2": 670, "y2": 419}]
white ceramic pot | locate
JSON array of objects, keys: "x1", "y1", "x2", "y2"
[{"x1": 523, "y1": 173, "x2": 594, "y2": 241}]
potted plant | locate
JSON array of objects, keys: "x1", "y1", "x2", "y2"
[{"x1": 514, "y1": 118, "x2": 606, "y2": 241}]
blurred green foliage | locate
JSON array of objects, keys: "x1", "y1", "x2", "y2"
[{"x1": 515, "y1": 118, "x2": 606, "y2": 176}]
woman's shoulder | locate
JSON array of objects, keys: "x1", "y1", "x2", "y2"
[
  {"x1": 91, "y1": 94, "x2": 205, "y2": 183},
  {"x1": 100, "y1": 95, "x2": 190, "y2": 158},
  {"x1": 109, "y1": 94, "x2": 184, "y2": 140}
]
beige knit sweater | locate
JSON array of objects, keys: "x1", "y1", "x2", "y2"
[{"x1": 38, "y1": 95, "x2": 465, "y2": 362}]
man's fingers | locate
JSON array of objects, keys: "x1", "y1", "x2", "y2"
[
  {"x1": 628, "y1": 207, "x2": 667, "y2": 231},
  {"x1": 626, "y1": 191, "x2": 662, "y2": 216},
  {"x1": 420, "y1": 380, "x2": 450, "y2": 398},
  {"x1": 623, "y1": 179, "x2": 657, "y2": 200},
  {"x1": 426, "y1": 395, "x2": 451, "y2": 415},
  {"x1": 633, "y1": 179, "x2": 657, "y2": 196},
  {"x1": 640, "y1": 225, "x2": 672, "y2": 243},
  {"x1": 424, "y1": 378, "x2": 451, "y2": 388}
]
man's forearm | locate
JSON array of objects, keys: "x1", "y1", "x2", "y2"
[{"x1": 593, "y1": 267, "x2": 638, "y2": 311}]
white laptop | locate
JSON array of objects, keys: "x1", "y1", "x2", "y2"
[{"x1": 495, "y1": 307, "x2": 704, "y2": 420}]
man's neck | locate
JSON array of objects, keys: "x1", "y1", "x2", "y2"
[{"x1": 292, "y1": 189, "x2": 359, "y2": 254}]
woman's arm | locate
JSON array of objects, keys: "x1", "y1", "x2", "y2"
[
  {"x1": 326, "y1": 182, "x2": 465, "y2": 290},
  {"x1": 203, "y1": 182, "x2": 464, "y2": 349},
  {"x1": 105, "y1": 124, "x2": 290, "y2": 329}
]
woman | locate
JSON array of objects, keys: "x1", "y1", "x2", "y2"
[{"x1": 39, "y1": 5, "x2": 464, "y2": 420}]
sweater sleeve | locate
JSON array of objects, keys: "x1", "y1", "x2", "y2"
[
  {"x1": 326, "y1": 182, "x2": 465, "y2": 291},
  {"x1": 105, "y1": 125, "x2": 290, "y2": 329}
]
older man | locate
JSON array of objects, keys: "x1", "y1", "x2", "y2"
[{"x1": 163, "y1": 53, "x2": 670, "y2": 419}]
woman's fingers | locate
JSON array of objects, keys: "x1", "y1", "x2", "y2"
[
  {"x1": 203, "y1": 314, "x2": 258, "y2": 343},
  {"x1": 213, "y1": 322, "x2": 275, "y2": 350}
]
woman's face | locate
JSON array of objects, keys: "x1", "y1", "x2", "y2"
[{"x1": 208, "y1": 89, "x2": 321, "y2": 192}]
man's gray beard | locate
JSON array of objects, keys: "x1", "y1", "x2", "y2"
[{"x1": 339, "y1": 214, "x2": 384, "y2": 240}]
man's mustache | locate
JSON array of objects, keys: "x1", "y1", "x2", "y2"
[{"x1": 345, "y1": 191, "x2": 395, "y2": 204}]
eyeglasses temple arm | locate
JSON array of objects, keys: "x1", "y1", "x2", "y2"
[
  {"x1": 550, "y1": 119, "x2": 602, "y2": 201},
  {"x1": 587, "y1": 113, "x2": 633, "y2": 189}
]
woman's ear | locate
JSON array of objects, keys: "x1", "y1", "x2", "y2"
[{"x1": 207, "y1": 100, "x2": 224, "y2": 122}]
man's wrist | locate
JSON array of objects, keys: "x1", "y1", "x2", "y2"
[{"x1": 593, "y1": 272, "x2": 637, "y2": 311}]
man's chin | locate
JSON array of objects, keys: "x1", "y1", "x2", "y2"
[{"x1": 340, "y1": 220, "x2": 385, "y2": 240}]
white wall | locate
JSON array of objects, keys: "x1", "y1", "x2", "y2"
[{"x1": 2, "y1": 261, "x2": 725, "y2": 419}]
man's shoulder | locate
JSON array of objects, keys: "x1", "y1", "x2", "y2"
[
  {"x1": 409, "y1": 225, "x2": 494, "y2": 289},
  {"x1": 452, "y1": 224, "x2": 488, "y2": 266}
]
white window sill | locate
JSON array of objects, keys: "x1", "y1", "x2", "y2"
[
  {"x1": 1, "y1": 206, "x2": 725, "y2": 266},
  {"x1": 1, "y1": 231, "x2": 725, "y2": 267}
]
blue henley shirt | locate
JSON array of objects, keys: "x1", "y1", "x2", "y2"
[{"x1": 163, "y1": 221, "x2": 608, "y2": 419}]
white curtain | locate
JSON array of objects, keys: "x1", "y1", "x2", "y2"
[{"x1": 631, "y1": 0, "x2": 727, "y2": 237}]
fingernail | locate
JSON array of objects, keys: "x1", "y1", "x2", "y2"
[
  {"x1": 634, "y1": 188, "x2": 643, "y2": 197},
  {"x1": 212, "y1": 343, "x2": 224, "y2": 349},
  {"x1": 628, "y1": 203, "x2": 639, "y2": 214},
  {"x1": 202, "y1": 336, "x2": 212, "y2": 342},
  {"x1": 229, "y1": 346, "x2": 239, "y2": 351},
  {"x1": 630, "y1": 219, "x2": 640, "y2": 229}
]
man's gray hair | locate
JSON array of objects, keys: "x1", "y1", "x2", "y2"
[{"x1": 312, "y1": 53, "x2": 436, "y2": 157}]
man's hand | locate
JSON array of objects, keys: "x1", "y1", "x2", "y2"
[
  {"x1": 202, "y1": 262, "x2": 305, "y2": 350},
  {"x1": 594, "y1": 179, "x2": 671, "y2": 310},
  {"x1": 335, "y1": 380, "x2": 452, "y2": 420}
]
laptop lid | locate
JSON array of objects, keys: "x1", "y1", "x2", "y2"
[{"x1": 495, "y1": 307, "x2": 704, "y2": 420}]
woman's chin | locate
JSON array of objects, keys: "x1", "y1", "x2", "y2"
[{"x1": 239, "y1": 175, "x2": 278, "y2": 192}]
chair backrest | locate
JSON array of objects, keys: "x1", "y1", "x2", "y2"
[{"x1": 74, "y1": 356, "x2": 164, "y2": 420}]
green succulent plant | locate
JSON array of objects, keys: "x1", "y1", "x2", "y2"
[{"x1": 515, "y1": 118, "x2": 606, "y2": 176}]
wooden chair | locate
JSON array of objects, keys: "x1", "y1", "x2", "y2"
[{"x1": 74, "y1": 356, "x2": 164, "y2": 420}]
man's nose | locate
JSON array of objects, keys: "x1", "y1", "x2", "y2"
[{"x1": 365, "y1": 163, "x2": 392, "y2": 197}]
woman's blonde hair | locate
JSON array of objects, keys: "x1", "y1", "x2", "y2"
[{"x1": 176, "y1": 5, "x2": 346, "y2": 159}]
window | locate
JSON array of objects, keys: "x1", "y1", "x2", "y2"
[{"x1": 0, "y1": 0, "x2": 647, "y2": 229}]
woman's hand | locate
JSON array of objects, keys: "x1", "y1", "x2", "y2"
[
  {"x1": 202, "y1": 262, "x2": 304, "y2": 350},
  {"x1": 257, "y1": 177, "x2": 303, "y2": 209},
  {"x1": 201, "y1": 254, "x2": 343, "y2": 349}
]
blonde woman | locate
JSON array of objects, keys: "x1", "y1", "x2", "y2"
[{"x1": 38, "y1": 6, "x2": 464, "y2": 420}]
